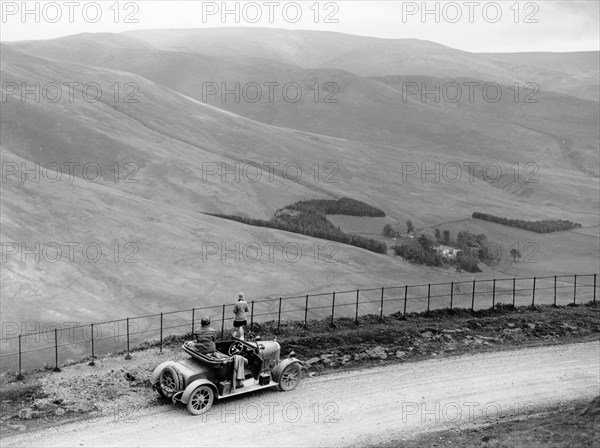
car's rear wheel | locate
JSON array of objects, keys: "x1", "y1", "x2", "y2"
[
  {"x1": 159, "y1": 366, "x2": 181, "y2": 397},
  {"x1": 278, "y1": 364, "x2": 301, "y2": 391},
  {"x1": 187, "y1": 385, "x2": 215, "y2": 415}
]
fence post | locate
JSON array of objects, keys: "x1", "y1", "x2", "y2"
[
  {"x1": 426, "y1": 284, "x2": 431, "y2": 315},
  {"x1": 89, "y1": 323, "x2": 95, "y2": 366},
  {"x1": 304, "y1": 295, "x2": 309, "y2": 329},
  {"x1": 355, "y1": 290, "x2": 359, "y2": 325},
  {"x1": 492, "y1": 279, "x2": 496, "y2": 309},
  {"x1": 532, "y1": 277, "x2": 536, "y2": 307},
  {"x1": 124, "y1": 318, "x2": 131, "y2": 360},
  {"x1": 450, "y1": 282, "x2": 454, "y2": 310},
  {"x1": 594, "y1": 274, "x2": 597, "y2": 304},
  {"x1": 277, "y1": 297, "x2": 282, "y2": 333},
  {"x1": 160, "y1": 313, "x2": 163, "y2": 353},
  {"x1": 471, "y1": 280, "x2": 476, "y2": 313},
  {"x1": 191, "y1": 308, "x2": 195, "y2": 336},
  {"x1": 330, "y1": 292, "x2": 336, "y2": 327},
  {"x1": 403, "y1": 285, "x2": 408, "y2": 316},
  {"x1": 17, "y1": 335, "x2": 23, "y2": 380},
  {"x1": 250, "y1": 300, "x2": 255, "y2": 332},
  {"x1": 554, "y1": 276, "x2": 557, "y2": 307},
  {"x1": 379, "y1": 287, "x2": 384, "y2": 321},
  {"x1": 573, "y1": 274, "x2": 577, "y2": 304},
  {"x1": 53, "y1": 328, "x2": 61, "y2": 372},
  {"x1": 512, "y1": 278, "x2": 516, "y2": 307},
  {"x1": 221, "y1": 304, "x2": 225, "y2": 339}
]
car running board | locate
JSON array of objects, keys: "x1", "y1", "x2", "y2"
[{"x1": 223, "y1": 379, "x2": 278, "y2": 398}]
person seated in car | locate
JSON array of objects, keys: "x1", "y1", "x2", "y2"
[
  {"x1": 192, "y1": 317, "x2": 230, "y2": 360},
  {"x1": 193, "y1": 316, "x2": 217, "y2": 354}
]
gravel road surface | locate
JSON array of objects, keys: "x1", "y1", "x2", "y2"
[{"x1": 3, "y1": 341, "x2": 599, "y2": 447}]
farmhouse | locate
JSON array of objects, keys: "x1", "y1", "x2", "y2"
[{"x1": 433, "y1": 244, "x2": 461, "y2": 259}]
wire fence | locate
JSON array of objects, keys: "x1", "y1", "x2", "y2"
[{"x1": 0, "y1": 273, "x2": 597, "y2": 376}]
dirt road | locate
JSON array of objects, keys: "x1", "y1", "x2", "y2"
[{"x1": 3, "y1": 341, "x2": 599, "y2": 447}]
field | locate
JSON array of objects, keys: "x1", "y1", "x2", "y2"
[
  {"x1": 329, "y1": 214, "x2": 600, "y2": 278},
  {"x1": 424, "y1": 219, "x2": 600, "y2": 277}
]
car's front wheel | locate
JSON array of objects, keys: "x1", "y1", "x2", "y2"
[
  {"x1": 187, "y1": 385, "x2": 215, "y2": 415},
  {"x1": 278, "y1": 364, "x2": 301, "y2": 391}
]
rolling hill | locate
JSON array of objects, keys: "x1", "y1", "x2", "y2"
[
  {"x1": 1, "y1": 29, "x2": 598, "y2": 360},
  {"x1": 120, "y1": 28, "x2": 599, "y2": 99},
  {"x1": 479, "y1": 51, "x2": 600, "y2": 101},
  {"x1": 11, "y1": 32, "x2": 600, "y2": 186}
]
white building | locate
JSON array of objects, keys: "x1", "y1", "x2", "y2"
[{"x1": 434, "y1": 245, "x2": 461, "y2": 259}]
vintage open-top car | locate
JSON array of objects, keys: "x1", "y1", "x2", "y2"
[{"x1": 151, "y1": 337, "x2": 306, "y2": 415}]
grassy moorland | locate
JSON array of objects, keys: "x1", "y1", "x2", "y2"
[{"x1": 1, "y1": 32, "x2": 598, "y2": 375}]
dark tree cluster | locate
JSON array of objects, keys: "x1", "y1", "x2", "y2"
[
  {"x1": 206, "y1": 197, "x2": 387, "y2": 255},
  {"x1": 393, "y1": 229, "x2": 489, "y2": 273},
  {"x1": 381, "y1": 220, "x2": 414, "y2": 238},
  {"x1": 454, "y1": 251, "x2": 482, "y2": 273},
  {"x1": 383, "y1": 224, "x2": 396, "y2": 237},
  {"x1": 394, "y1": 234, "x2": 444, "y2": 267},
  {"x1": 472, "y1": 212, "x2": 582, "y2": 233},
  {"x1": 288, "y1": 197, "x2": 386, "y2": 217},
  {"x1": 454, "y1": 230, "x2": 494, "y2": 271},
  {"x1": 456, "y1": 231, "x2": 488, "y2": 250}
]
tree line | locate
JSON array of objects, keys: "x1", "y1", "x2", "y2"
[
  {"x1": 288, "y1": 198, "x2": 386, "y2": 217},
  {"x1": 207, "y1": 198, "x2": 387, "y2": 254},
  {"x1": 472, "y1": 212, "x2": 582, "y2": 233}
]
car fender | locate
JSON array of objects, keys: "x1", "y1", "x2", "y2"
[
  {"x1": 180, "y1": 379, "x2": 218, "y2": 404},
  {"x1": 271, "y1": 358, "x2": 306, "y2": 382},
  {"x1": 151, "y1": 361, "x2": 176, "y2": 386}
]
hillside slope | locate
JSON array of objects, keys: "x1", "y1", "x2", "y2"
[
  {"x1": 10, "y1": 35, "x2": 599, "y2": 186},
  {"x1": 120, "y1": 28, "x2": 599, "y2": 100},
  {"x1": 1, "y1": 31, "x2": 598, "y2": 347},
  {"x1": 4, "y1": 43, "x2": 597, "y2": 222}
]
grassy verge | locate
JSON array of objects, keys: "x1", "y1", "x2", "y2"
[{"x1": 253, "y1": 302, "x2": 599, "y2": 373}]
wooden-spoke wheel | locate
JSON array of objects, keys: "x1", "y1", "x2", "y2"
[
  {"x1": 159, "y1": 367, "x2": 180, "y2": 397},
  {"x1": 278, "y1": 364, "x2": 301, "y2": 391},
  {"x1": 187, "y1": 385, "x2": 215, "y2": 415}
]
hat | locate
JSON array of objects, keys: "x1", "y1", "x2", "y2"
[
  {"x1": 237, "y1": 292, "x2": 245, "y2": 300},
  {"x1": 200, "y1": 316, "x2": 210, "y2": 326}
]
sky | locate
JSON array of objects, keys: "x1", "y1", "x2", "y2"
[{"x1": 0, "y1": 0, "x2": 598, "y2": 52}]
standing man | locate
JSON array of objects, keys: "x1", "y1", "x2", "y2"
[{"x1": 233, "y1": 292, "x2": 249, "y2": 340}]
